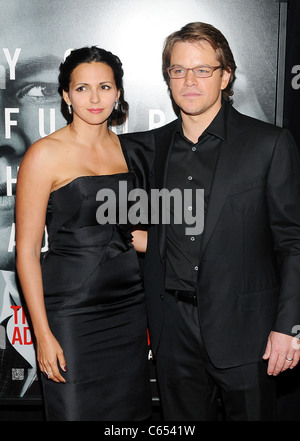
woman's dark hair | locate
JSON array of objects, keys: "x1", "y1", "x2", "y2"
[{"x1": 58, "y1": 46, "x2": 128, "y2": 125}]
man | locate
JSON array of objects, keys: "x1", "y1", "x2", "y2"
[
  {"x1": 143, "y1": 22, "x2": 300, "y2": 421},
  {"x1": 0, "y1": 2, "x2": 68, "y2": 398}
]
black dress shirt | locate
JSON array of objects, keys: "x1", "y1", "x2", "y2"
[{"x1": 165, "y1": 103, "x2": 227, "y2": 291}]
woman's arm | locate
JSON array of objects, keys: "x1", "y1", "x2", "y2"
[{"x1": 16, "y1": 141, "x2": 67, "y2": 383}]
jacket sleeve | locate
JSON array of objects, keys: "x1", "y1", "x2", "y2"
[
  {"x1": 119, "y1": 131, "x2": 155, "y2": 226},
  {"x1": 119, "y1": 131, "x2": 155, "y2": 193},
  {"x1": 266, "y1": 128, "x2": 300, "y2": 336}
]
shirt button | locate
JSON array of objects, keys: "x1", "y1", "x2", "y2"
[
  {"x1": 188, "y1": 176, "x2": 193, "y2": 181},
  {"x1": 192, "y1": 146, "x2": 196, "y2": 152},
  {"x1": 188, "y1": 206, "x2": 192, "y2": 211},
  {"x1": 190, "y1": 236, "x2": 195, "y2": 241},
  {"x1": 194, "y1": 266, "x2": 199, "y2": 271}
]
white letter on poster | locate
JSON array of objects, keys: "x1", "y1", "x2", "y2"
[
  {"x1": 149, "y1": 109, "x2": 165, "y2": 129},
  {"x1": 5, "y1": 108, "x2": 19, "y2": 138},
  {"x1": 3, "y1": 48, "x2": 21, "y2": 80},
  {"x1": 39, "y1": 108, "x2": 56, "y2": 137}
]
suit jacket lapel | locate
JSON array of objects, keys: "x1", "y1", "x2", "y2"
[
  {"x1": 153, "y1": 120, "x2": 177, "y2": 261},
  {"x1": 199, "y1": 111, "x2": 247, "y2": 260}
]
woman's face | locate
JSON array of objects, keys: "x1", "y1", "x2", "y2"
[{"x1": 64, "y1": 61, "x2": 120, "y2": 126}]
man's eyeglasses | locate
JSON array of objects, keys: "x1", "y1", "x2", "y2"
[{"x1": 167, "y1": 65, "x2": 223, "y2": 79}]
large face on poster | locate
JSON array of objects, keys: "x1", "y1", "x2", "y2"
[{"x1": 0, "y1": 0, "x2": 280, "y2": 399}]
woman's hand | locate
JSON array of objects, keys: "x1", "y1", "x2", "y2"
[
  {"x1": 131, "y1": 229, "x2": 148, "y2": 253},
  {"x1": 37, "y1": 332, "x2": 68, "y2": 383}
]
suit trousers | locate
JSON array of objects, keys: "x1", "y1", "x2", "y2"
[{"x1": 156, "y1": 292, "x2": 277, "y2": 421}]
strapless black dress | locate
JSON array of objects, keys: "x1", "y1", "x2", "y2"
[{"x1": 41, "y1": 172, "x2": 151, "y2": 421}]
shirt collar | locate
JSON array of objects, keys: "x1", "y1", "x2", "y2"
[{"x1": 175, "y1": 99, "x2": 229, "y2": 142}]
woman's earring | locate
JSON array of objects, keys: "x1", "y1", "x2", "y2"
[
  {"x1": 114, "y1": 101, "x2": 118, "y2": 111},
  {"x1": 68, "y1": 104, "x2": 72, "y2": 114}
]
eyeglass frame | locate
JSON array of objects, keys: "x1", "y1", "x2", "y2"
[{"x1": 167, "y1": 65, "x2": 223, "y2": 79}]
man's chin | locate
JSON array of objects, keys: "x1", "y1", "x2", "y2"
[
  {"x1": 180, "y1": 105, "x2": 205, "y2": 117},
  {"x1": 0, "y1": 257, "x2": 16, "y2": 273},
  {"x1": 0, "y1": 229, "x2": 16, "y2": 273},
  {"x1": 0, "y1": 196, "x2": 15, "y2": 226}
]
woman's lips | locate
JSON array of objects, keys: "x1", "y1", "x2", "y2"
[
  {"x1": 0, "y1": 195, "x2": 15, "y2": 208},
  {"x1": 0, "y1": 182, "x2": 16, "y2": 210},
  {"x1": 87, "y1": 108, "x2": 104, "y2": 114}
]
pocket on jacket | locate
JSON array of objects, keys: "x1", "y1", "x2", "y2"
[
  {"x1": 228, "y1": 175, "x2": 265, "y2": 196},
  {"x1": 240, "y1": 287, "x2": 279, "y2": 311}
]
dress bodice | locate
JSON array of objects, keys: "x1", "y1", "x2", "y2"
[{"x1": 46, "y1": 172, "x2": 134, "y2": 244}]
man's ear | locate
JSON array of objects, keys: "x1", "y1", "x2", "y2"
[{"x1": 221, "y1": 68, "x2": 231, "y2": 91}]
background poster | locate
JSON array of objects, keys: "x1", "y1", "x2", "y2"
[{"x1": 0, "y1": 0, "x2": 287, "y2": 403}]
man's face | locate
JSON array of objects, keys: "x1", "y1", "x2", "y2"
[
  {"x1": 168, "y1": 40, "x2": 230, "y2": 120},
  {"x1": 0, "y1": 6, "x2": 67, "y2": 270},
  {"x1": 0, "y1": 53, "x2": 64, "y2": 269}
]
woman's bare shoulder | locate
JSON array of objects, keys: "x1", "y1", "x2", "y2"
[{"x1": 22, "y1": 126, "x2": 69, "y2": 168}]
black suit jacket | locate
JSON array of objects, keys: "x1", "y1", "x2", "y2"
[{"x1": 121, "y1": 102, "x2": 300, "y2": 369}]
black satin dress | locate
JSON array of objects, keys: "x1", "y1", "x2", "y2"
[{"x1": 41, "y1": 171, "x2": 151, "y2": 421}]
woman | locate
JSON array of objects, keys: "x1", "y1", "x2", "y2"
[{"x1": 16, "y1": 46, "x2": 151, "y2": 421}]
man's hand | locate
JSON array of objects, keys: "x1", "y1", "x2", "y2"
[{"x1": 263, "y1": 331, "x2": 300, "y2": 375}]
